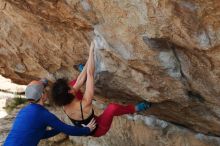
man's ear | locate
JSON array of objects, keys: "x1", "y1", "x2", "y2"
[{"x1": 41, "y1": 94, "x2": 47, "y2": 102}]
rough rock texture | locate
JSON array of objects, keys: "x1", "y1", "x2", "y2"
[
  {"x1": 1, "y1": 102, "x2": 220, "y2": 146},
  {"x1": 0, "y1": 0, "x2": 220, "y2": 144}
]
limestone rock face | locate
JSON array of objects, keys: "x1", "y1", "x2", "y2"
[{"x1": 0, "y1": 0, "x2": 220, "y2": 139}]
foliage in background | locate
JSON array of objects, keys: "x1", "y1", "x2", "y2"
[{"x1": 3, "y1": 93, "x2": 27, "y2": 114}]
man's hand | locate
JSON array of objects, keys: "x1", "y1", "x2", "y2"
[{"x1": 82, "y1": 118, "x2": 96, "y2": 132}]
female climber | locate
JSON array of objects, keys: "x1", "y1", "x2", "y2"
[{"x1": 51, "y1": 41, "x2": 151, "y2": 137}]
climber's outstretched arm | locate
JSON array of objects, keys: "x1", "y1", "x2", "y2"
[
  {"x1": 73, "y1": 62, "x2": 88, "y2": 92},
  {"x1": 83, "y1": 42, "x2": 95, "y2": 105}
]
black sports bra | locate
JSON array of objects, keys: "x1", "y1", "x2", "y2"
[{"x1": 63, "y1": 101, "x2": 95, "y2": 127}]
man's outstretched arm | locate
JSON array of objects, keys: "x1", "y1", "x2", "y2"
[
  {"x1": 43, "y1": 110, "x2": 95, "y2": 136},
  {"x1": 42, "y1": 129, "x2": 60, "y2": 139}
]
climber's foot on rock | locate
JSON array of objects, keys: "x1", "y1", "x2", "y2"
[
  {"x1": 73, "y1": 63, "x2": 84, "y2": 72},
  {"x1": 135, "y1": 101, "x2": 151, "y2": 112}
]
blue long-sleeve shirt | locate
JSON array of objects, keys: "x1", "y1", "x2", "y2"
[{"x1": 4, "y1": 103, "x2": 90, "y2": 146}]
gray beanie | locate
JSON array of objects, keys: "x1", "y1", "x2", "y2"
[{"x1": 25, "y1": 78, "x2": 48, "y2": 101}]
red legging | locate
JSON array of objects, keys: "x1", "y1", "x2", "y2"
[{"x1": 93, "y1": 103, "x2": 135, "y2": 137}]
